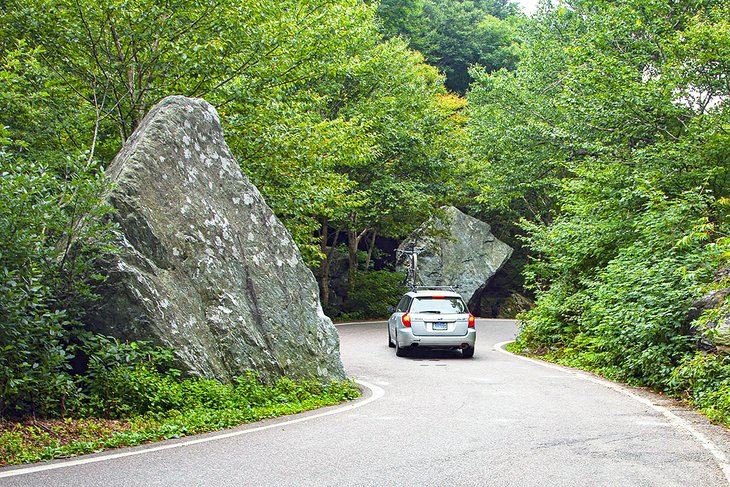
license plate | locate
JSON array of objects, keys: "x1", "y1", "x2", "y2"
[{"x1": 432, "y1": 322, "x2": 448, "y2": 331}]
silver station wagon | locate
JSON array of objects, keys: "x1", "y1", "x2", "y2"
[{"x1": 388, "y1": 288, "x2": 476, "y2": 358}]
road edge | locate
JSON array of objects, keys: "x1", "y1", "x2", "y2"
[
  {"x1": 495, "y1": 340, "x2": 730, "y2": 486},
  {"x1": 0, "y1": 380, "x2": 385, "y2": 479}
]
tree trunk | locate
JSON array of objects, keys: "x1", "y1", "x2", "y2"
[
  {"x1": 346, "y1": 227, "x2": 370, "y2": 293},
  {"x1": 345, "y1": 213, "x2": 370, "y2": 294},
  {"x1": 319, "y1": 219, "x2": 341, "y2": 307},
  {"x1": 320, "y1": 218, "x2": 330, "y2": 306},
  {"x1": 364, "y1": 230, "x2": 377, "y2": 271},
  {"x1": 347, "y1": 228, "x2": 358, "y2": 275}
]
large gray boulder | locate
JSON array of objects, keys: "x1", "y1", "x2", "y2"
[
  {"x1": 87, "y1": 95, "x2": 345, "y2": 382},
  {"x1": 399, "y1": 206, "x2": 513, "y2": 307}
]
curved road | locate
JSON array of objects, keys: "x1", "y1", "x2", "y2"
[{"x1": 2, "y1": 319, "x2": 730, "y2": 486}]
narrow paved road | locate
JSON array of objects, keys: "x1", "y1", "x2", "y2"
[{"x1": 3, "y1": 320, "x2": 730, "y2": 486}]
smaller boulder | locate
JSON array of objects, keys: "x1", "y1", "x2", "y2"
[{"x1": 398, "y1": 206, "x2": 513, "y2": 307}]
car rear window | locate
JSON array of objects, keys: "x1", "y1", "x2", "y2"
[{"x1": 410, "y1": 297, "x2": 467, "y2": 314}]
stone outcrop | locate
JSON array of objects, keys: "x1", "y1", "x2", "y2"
[
  {"x1": 86, "y1": 96, "x2": 345, "y2": 382},
  {"x1": 399, "y1": 206, "x2": 513, "y2": 307},
  {"x1": 496, "y1": 292, "x2": 534, "y2": 319},
  {"x1": 689, "y1": 266, "x2": 730, "y2": 353}
]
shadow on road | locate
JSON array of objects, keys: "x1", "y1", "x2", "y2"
[{"x1": 395, "y1": 348, "x2": 465, "y2": 360}]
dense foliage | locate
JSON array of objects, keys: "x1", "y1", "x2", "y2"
[
  {"x1": 0, "y1": 42, "x2": 117, "y2": 417},
  {"x1": 469, "y1": 0, "x2": 730, "y2": 418},
  {"x1": 0, "y1": 364, "x2": 359, "y2": 465},
  {"x1": 376, "y1": 0, "x2": 522, "y2": 93},
  {"x1": 336, "y1": 270, "x2": 407, "y2": 320},
  {"x1": 4, "y1": 0, "x2": 729, "y2": 440}
]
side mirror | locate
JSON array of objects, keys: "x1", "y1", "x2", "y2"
[{"x1": 386, "y1": 306, "x2": 395, "y2": 313}]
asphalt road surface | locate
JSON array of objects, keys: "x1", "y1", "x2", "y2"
[{"x1": 3, "y1": 319, "x2": 730, "y2": 486}]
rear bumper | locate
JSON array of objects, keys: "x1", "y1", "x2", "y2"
[{"x1": 397, "y1": 328, "x2": 476, "y2": 349}]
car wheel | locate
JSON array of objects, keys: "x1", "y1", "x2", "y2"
[
  {"x1": 388, "y1": 326, "x2": 395, "y2": 348},
  {"x1": 462, "y1": 346, "x2": 475, "y2": 358},
  {"x1": 395, "y1": 336, "x2": 409, "y2": 357}
]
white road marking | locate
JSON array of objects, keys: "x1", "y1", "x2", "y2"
[
  {"x1": 0, "y1": 380, "x2": 385, "y2": 479},
  {"x1": 495, "y1": 340, "x2": 730, "y2": 485}
]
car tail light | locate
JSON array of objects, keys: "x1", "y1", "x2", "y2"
[
  {"x1": 468, "y1": 314, "x2": 475, "y2": 328},
  {"x1": 402, "y1": 313, "x2": 411, "y2": 327}
]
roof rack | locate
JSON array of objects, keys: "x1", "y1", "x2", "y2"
[{"x1": 411, "y1": 285, "x2": 457, "y2": 292}]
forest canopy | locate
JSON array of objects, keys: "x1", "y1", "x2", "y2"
[{"x1": 376, "y1": 0, "x2": 522, "y2": 93}]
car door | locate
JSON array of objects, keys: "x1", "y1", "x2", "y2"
[{"x1": 390, "y1": 295, "x2": 411, "y2": 339}]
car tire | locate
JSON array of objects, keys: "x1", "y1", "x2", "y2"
[
  {"x1": 388, "y1": 326, "x2": 395, "y2": 348},
  {"x1": 395, "y1": 336, "x2": 409, "y2": 357},
  {"x1": 462, "y1": 346, "x2": 475, "y2": 358}
]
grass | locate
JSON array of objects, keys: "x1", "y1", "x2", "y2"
[{"x1": 0, "y1": 378, "x2": 361, "y2": 466}]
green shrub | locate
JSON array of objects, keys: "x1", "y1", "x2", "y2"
[
  {"x1": 178, "y1": 378, "x2": 235, "y2": 410},
  {"x1": 670, "y1": 353, "x2": 730, "y2": 426},
  {"x1": 0, "y1": 152, "x2": 115, "y2": 418},
  {"x1": 76, "y1": 337, "x2": 361, "y2": 422},
  {"x1": 0, "y1": 44, "x2": 121, "y2": 419},
  {"x1": 519, "y1": 191, "x2": 715, "y2": 389},
  {"x1": 79, "y1": 336, "x2": 181, "y2": 418},
  {"x1": 0, "y1": 271, "x2": 75, "y2": 418}
]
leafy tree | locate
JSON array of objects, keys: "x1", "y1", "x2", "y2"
[
  {"x1": 377, "y1": 0, "x2": 521, "y2": 93},
  {"x1": 219, "y1": 9, "x2": 470, "y2": 302},
  {"x1": 5, "y1": 0, "x2": 379, "y2": 151},
  {"x1": 0, "y1": 44, "x2": 115, "y2": 416},
  {"x1": 470, "y1": 0, "x2": 730, "y2": 390}
]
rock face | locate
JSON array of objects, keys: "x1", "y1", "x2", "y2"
[
  {"x1": 87, "y1": 96, "x2": 345, "y2": 382},
  {"x1": 689, "y1": 266, "x2": 730, "y2": 353},
  {"x1": 399, "y1": 206, "x2": 513, "y2": 308},
  {"x1": 496, "y1": 292, "x2": 535, "y2": 319}
]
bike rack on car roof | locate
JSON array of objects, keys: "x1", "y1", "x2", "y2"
[{"x1": 398, "y1": 241, "x2": 458, "y2": 294}]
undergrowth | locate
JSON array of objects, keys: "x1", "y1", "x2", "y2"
[{"x1": 0, "y1": 371, "x2": 360, "y2": 466}]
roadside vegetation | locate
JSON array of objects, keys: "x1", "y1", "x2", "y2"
[
  {"x1": 0, "y1": 337, "x2": 359, "y2": 466},
  {"x1": 478, "y1": 0, "x2": 730, "y2": 426},
  {"x1": 0, "y1": 377, "x2": 359, "y2": 467}
]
